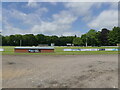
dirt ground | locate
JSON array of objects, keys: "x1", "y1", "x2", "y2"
[{"x1": 2, "y1": 54, "x2": 118, "y2": 88}]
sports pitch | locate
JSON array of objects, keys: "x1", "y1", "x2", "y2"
[{"x1": 2, "y1": 46, "x2": 119, "y2": 55}]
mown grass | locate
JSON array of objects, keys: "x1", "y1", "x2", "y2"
[{"x1": 1, "y1": 46, "x2": 119, "y2": 55}]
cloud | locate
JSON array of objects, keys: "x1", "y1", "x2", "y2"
[
  {"x1": 2, "y1": 5, "x2": 49, "y2": 35},
  {"x1": 31, "y1": 20, "x2": 74, "y2": 36},
  {"x1": 2, "y1": 24, "x2": 26, "y2": 35},
  {"x1": 2, "y1": 2, "x2": 103, "y2": 36},
  {"x1": 52, "y1": 10, "x2": 77, "y2": 24},
  {"x1": 31, "y1": 2, "x2": 103, "y2": 36},
  {"x1": 82, "y1": 15, "x2": 94, "y2": 22},
  {"x1": 3, "y1": 2, "x2": 117, "y2": 36},
  {"x1": 3, "y1": 5, "x2": 48, "y2": 25},
  {"x1": 31, "y1": 8, "x2": 78, "y2": 36},
  {"x1": 3, "y1": 7, "x2": 79, "y2": 36},
  {"x1": 31, "y1": 23, "x2": 81, "y2": 36},
  {"x1": 64, "y1": 2, "x2": 102, "y2": 16},
  {"x1": 27, "y1": 0, "x2": 38, "y2": 8},
  {"x1": 88, "y1": 10, "x2": 118, "y2": 30},
  {"x1": 109, "y1": 2, "x2": 118, "y2": 9}
]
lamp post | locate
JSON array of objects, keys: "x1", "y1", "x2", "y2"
[{"x1": 86, "y1": 35, "x2": 88, "y2": 47}]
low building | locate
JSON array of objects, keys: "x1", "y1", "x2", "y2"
[
  {"x1": 66, "y1": 43, "x2": 74, "y2": 46},
  {"x1": 51, "y1": 43, "x2": 55, "y2": 46},
  {"x1": 14, "y1": 47, "x2": 54, "y2": 53}
]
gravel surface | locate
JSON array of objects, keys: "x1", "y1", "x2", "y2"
[{"x1": 2, "y1": 54, "x2": 118, "y2": 88}]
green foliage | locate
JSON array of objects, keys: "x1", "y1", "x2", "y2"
[
  {"x1": 99, "y1": 28, "x2": 110, "y2": 46},
  {"x1": 22, "y1": 34, "x2": 37, "y2": 46},
  {"x1": 2, "y1": 27, "x2": 120, "y2": 46},
  {"x1": 86, "y1": 29, "x2": 100, "y2": 46},
  {"x1": 73, "y1": 37, "x2": 82, "y2": 45},
  {"x1": 108, "y1": 27, "x2": 120, "y2": 45}
]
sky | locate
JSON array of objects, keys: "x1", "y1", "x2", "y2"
[{"x1": 2, "y1": 1, "x2": 118, "y2": 36}]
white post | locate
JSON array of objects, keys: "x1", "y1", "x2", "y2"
[{"x1": 86, "y1": 36, "x2": 87, "y2": 47}]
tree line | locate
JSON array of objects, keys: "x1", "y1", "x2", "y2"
[{"x1": 2, "y1": 26, "x2": 120, "y2": 46}]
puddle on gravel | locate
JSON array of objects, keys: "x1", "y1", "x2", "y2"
[{"x1": 7, "y1": 62, "x2": 16, "y2": 65}]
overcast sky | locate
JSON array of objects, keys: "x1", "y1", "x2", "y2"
[{"x1": 2, "y1": 2, "x2": 118, "y2": 36}]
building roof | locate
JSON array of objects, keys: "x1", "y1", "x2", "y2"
[{"x1": 14, "y1": 47, "x2": 54, "y2": 49}]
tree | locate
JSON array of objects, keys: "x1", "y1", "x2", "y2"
[
  {"x1": 35, "y1": 34, "x2": 46, "y2": 44},
  {"x1": 73, "y1": 37, "x2": 82, "y2": 46},
  {"x1": 108, "y1": 27, "x2": 120, "y2": 46},
  {"x1": 86, "y1": 29, "x2": 100, "y2": 46},
  {"x1": 2, "y1": 36, "x2": 7, "y2": 46},
  {"x1": 49, "y1": 35, "x2": 59, "y2": 46},
  {"x1": 22, "y1": 34, "x2": 37, "y2": 46},
  {"x1": 14, "y1": 34, "x2": 23, "y2": 46},
  {"x1": 99, "y1": 28, "x2": 110, "y2": 46},
  {"x1": 81, "y1": 34, "x2": 87, "y2": 46},
  {"x1": 1, "y1": 26, "x2": 120, "y2": 46},
  {"x1": 9, "y1": 35, "x2": 16, "y2": 46}
]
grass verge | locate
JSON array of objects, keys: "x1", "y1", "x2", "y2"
[{"x1": 2, "y1": 46, "x2": 119, "y2": 55}]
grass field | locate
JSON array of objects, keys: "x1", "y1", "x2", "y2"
[{"x1": 1, "y1": 46, "x2": 119, "y2": 55}]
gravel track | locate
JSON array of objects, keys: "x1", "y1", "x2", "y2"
[{"x1": 2, "y1": 55, "x2": 118, "y2": 88}]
